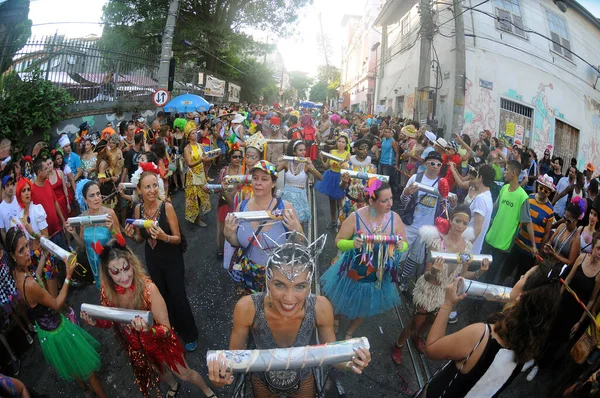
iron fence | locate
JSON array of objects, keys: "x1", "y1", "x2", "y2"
[{"x1": 8, "y1": 34, "x2": 160, "y2": 104}]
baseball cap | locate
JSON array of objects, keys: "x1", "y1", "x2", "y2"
[
  {"x1": 425, "y1": 151, "x2": 443, "y2": 162},
  {"x1": 1, "y1": 175, "x2": 14, "y2": 188}
]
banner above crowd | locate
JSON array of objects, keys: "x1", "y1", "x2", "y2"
[{"x1": 205, "y1": 75, "x2": 225, "y2": 97}]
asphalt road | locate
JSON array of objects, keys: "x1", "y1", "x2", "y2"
[{"x1": 14, "y1": 184, "x2": 555, "y2": 397}]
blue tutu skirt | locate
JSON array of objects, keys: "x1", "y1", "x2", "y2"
[
  {"x1": 315, "y1": 170, "x2": 345, "y2": 200},
  {"x1": 320, "y1": 257, "x2": 400, "y2": 319},
  {"x1": 281, "y1": 186, "x2": 311, "y2": 223}
]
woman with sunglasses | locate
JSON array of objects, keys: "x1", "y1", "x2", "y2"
[
  {"x1": 543, "y1": 199, "x2": 584, "y2": 267},
  {"x1": 540, "y1": 148, "x2": 552, "y2": 176},
  {"x1": 392, "y1": 205, "x2": 489, "y2": 365},
  {"x1": 6, "y1": 227, "x2": 108, "y2": 397},
  {"x1": 65, "y1": 179, "x2": 120, "y2": 289},
  {"x1": 14, "y1": 178, "x2": 59, "y2": 298},
  {"x1": 215, "y1": 144, "x2": 244, "y2": 260}
]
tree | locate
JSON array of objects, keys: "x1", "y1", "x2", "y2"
[
  {"x1": 309, "y1": 65, "x2": 340, "y2": 104},
  {"x1": 0, "y1": 70, "x2": 73, "y2": 156},
  {"x1": 0, "y1": 0, "x2": 32, "y2": 74},
  {"x1": 289, "y1": 71, "x2": 313, "y2": 100},
  {"x1": 309, "y1": 81, "x2": 327, "y2": 103}
]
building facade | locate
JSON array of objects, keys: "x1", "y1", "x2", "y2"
[{"x1": 374, "y1": 0, "x2": 600, "y2": 169}]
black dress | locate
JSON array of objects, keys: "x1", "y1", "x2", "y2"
[{"x1": 139, "y1": 201, "x2": 198, "y2": 343}]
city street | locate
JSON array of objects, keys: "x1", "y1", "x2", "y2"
[{"x1": 15, "y1": 185, "x2": 550, "y2": 397}]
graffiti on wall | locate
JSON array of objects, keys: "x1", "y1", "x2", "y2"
[
  {"x1": 531, "y1": 83, "x2": 555, "y2": 156},
  {"x1": 580, "y1": 95, "x2": 600, "y2": 169},
  {"x1": 404, "y1": 93, "x2": 415, "y2": 120},
  {"x1": 54, "y1": 109, "x2": 156, "y2": 141},
  {"x1": 463, "y1": 78, "x2": 496, "y2": 140}
]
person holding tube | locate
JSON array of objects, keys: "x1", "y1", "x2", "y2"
[{"x1": 320, "y1": 179, "x2": 407, "y2": 340}]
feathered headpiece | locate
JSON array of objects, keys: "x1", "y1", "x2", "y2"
[
  {"x1": 130, "y1": 163, "x2": 166, "y2": 201},
  {"x1": 365, "y1": 177, "x2": 382, "y2": 198},
  {"x1": 571, "y1": 196, "x2": 587, "y2": 220},
  {"x1": 75, "y1": 179, "x2": 94, "y2": 210}
]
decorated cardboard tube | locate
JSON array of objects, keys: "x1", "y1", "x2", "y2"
[
  {"x1": 125, "y1": 219, "x2": 158, "y2": 229},
  {"x1": 206, "y1": 337, "x2": 370, "y2": 373},
  {"x1": 320, "y1": 152, "x2": 345, "y2": 163},
  {"x1": 456, "y1": 278, "x2": 512, "y2": 303},
  {"x1": 266, "y1": 139, "x2": 290, "y2": 144},
  {"x1": 67, "y1": 214, "x2": 109, "y2": 227},
  {"x1": 413, "y1": 182, "x2": 457, "y2": 200},
  {"x1": 205, "y1": 148, "x2": 221, "y2": 158},
  {"x1": 40, "y1": 236, "x2": 77, "y2": 268},
  {"x1": 231, "y1": 209, "x2": 287, "y2": 221},
  {"x1": 120, "y1": 182, "x2": 136, "y2": 191},
  {"x1": 282, "y1": 156, "x2": 309, "y2": 163},
  {"x1": 205, "y1": 184, "x2": 234, "y2": 192},
  {"x1": 81, "y1": 303, "x2": 154, "y2": 326},
  {"x1": 224, "y1": 175, "x2": 252, "y2": 184},
  {"x1": 430, "y1": 251, "x2": 492, "y2": 265},
  {"x1": 341, "y1": 169, "x2": 389, "y2": 182}
]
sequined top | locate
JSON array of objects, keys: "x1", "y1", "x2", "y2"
[{"x1": 23, "y1": 274, "x2": 62, "y2": 331}]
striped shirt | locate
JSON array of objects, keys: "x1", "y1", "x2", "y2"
[{"x1": 515, "y1": 194, "x2": 554, "y2": 252}]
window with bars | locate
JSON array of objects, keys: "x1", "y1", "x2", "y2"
[
  {"x1": 500, "y1": 98, "x2": 533, "y2": 146},
  {"x1": 545, "y1": 10, "x2": 572, "y2": 60},
  {"x1": 495, "y1": 0, "x2": 526, "y2": 38}
]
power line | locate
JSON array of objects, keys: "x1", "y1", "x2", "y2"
[{"x1": 437, "y1": 0, "x2": 492, "y2": 29}]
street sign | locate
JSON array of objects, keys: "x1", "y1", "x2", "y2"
[
  {"x1": 152, "y1": 89, "x2": 170, "y2": 107},
  {"x1": 338, "y1": 98, "x2": 343, "y2": 103}
]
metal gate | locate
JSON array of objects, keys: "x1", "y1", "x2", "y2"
[{"x1": 553, "y1": 120, "x2": 579, "y2": 173}]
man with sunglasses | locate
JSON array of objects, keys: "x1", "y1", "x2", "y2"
[
  {"x1": 483, "y1": 160, "x2": 536, "y2": 283},
  {"x1": 400, "y1": 151, "x2": 444, "y2": 245},
  {"x1": 0, "y1": 175, "x2": 19, "y2": 245},
  {"x1": 497, "y1": 174, "x2": 556, "y2": 286}
]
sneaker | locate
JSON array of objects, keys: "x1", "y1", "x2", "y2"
[
  {"x1": 526, "y1": 365, "x2": 539, "y2": 382},
  {"x1": 185, "y1": 341, "x2": 198, "y2": 352},
  {"x1": 521, "y1": 359, "x2": 535, "y2": 372},
  {"x1": 26, "y1": 333, "x2": 34, "y2": 345},
  {"x1": 412, "y1": 334, "x2": 425, "y2": 353},
  {"x1": 392, "y1": 344, "x2": 403, "y2": 365},
  {"x1": 448, "y1": 311, "x2": 458, "y2": 324}
]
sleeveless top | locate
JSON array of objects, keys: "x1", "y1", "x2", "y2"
[
  {"x1": 251, "y1": 292, "x2": 316, "y2": 381},
  {"x1": 559, "y1": 255, "x2": 600, "y2": 331},
  {"x1": 580, "y1": 227, "x2": 594, "y2": 253},
  {"x1": 82, "y1": 207, "x2": 112, "y2": 287},
  {"x1": 552, "y1": 226, "x2": 578, "y2": 259},
  {"x1": 23, "y1": 273, "x2": 62, "y2": 331},
  {"x1": 426, "y1": 324, "x2": 522, "y2": 398},
  {"x1": 284, "y1": 165, "x2": 307, "y2": 189},
  {"x1": 50, "y1": 170, "x2": 66, "y2": 200},
  {"x1": 380, "y1": 137, "x2": 395, "y2": 166},
  {"x1": 81, "y1": 155, "x2": 97, "y2": 179},
  {"x1": 329, "y1": 149, "x2": 349, "y2": 173}
]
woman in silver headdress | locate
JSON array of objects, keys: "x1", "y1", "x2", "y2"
[{"x1": 207, "y1": 233, "x2": 371, "y2": 397}]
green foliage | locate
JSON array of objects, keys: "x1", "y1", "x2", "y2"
[
  {"x1": 0, "y1": 0, "x2": 32, "y2": 74},
  {"x1": 309, "y1": 81, "x2": 328, "y2": 103},
  {"x1": 309, "y1": 64, "x2": 340, "y2": 103},
  {"x1": 237, "y1": 59, "x2": 278, "y2": 103},
  {"x1": 0, "y1": 70, "x2": 73, "y2": 156},
  {"x1": 289, "y1": 71, "x2": 313, "y2": 100}
]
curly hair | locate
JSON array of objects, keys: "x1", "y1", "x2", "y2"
[{"x1": 488, "y1": 263, "x2": 561, "y2": 363}]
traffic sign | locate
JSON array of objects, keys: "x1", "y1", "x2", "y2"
[{"x1": 152, "y1": 89, "x2": 170, "y2": 107}]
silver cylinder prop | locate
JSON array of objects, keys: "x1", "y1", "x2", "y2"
[
  {"x1": 429, "y1": 251, "x2": 492, "y2": 265},
  {"x1": 282, "y1": 156, "x2": 309, "y2": 163},
  {"x1": 206, "y1": 337, "x2": 370, "y2": 373},
  {"x1": 413, "y1": 183, "x2": 457, "y2": 200},
  {"x1": 205, "y1": 183, "x2": 234, "y2": 192},
  {"x1": 67, "y1": 214, "x2": 109, "y2": 227},
  {"x1": 320, "y1": 152, "x2": 345, "y2": 163},
  {"x1": 125, "y1": 219, "x2": 158, "y2": 229},
  {"x1": 456, "y1": 278, "x2": 512, "y2": 303},
  {"x1": 231, "y1": 209, "x2": 287, "y2": 222},
  {"x1": 120, "y1": 182, "x2": 136, "y2": 191},
  {"x1": 205, "y1": 148, "x2": 221, "y2": 158},
  {"x1": 224, "y1": 175, "x2": 251, "y2": 184},
  {"x1": 341, "y1": 169, "x2": 389, "y2": 182},
  {"x1": 81, "y1": 303, "x2": 154, "y2": 326},
  {"x1": 266, "y1": 139, "x2": 290, "y2": 144},
  {"x1": 40, "y1": 236, "x2": 77, "y2": 268}
]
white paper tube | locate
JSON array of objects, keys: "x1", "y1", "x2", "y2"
[
  {"x1": 456, "y1": 279, "x2": 512, "y2": 303},
  {"x1": 320, "y1": 152, "x2": 345, "y2": 163},
  {"x1": 430, "y1": 251, "x2": 492, "y2": 265},
  {"x1": 282, "y1": 156, "x2": 309, "y2": 163},
  {"x1": 413, "y1": 183, "x2": 457, "y2": 200},
  {"x1": 224, "y1": 175, "x2": 251, "y2": 184},
  {"x1": 205, "y1": 148, "x2": 221, "y2": 158},
  {"x1": 81, "y1": 303, "x2": 154, "y2": 326},
  {"x1": 40, "y1": 236, "x2": 76, "y2": 268},
  {"x1": 231, "y1": 209, "x2": 286, "y2": 222},
  {"x1": 206, "y1": 337, "x2": 370, "y2": 373},
  {"x1": 1, "y1": 156, "x2": 11, "y2": 166},
  {"x1": 120, "y1": 182, "x2": 136, "y2": 190},
  {"x1": 67, "y1": 214, "x2": 109, "y2": 227},
  {"x1": 266, "y1": 139, "x2": 290, "y2": 144},
  {"x1": 341, "y1": 169, "x2": 389, "y2": 182}
]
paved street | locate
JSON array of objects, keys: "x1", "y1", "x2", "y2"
[{"x1": 15, "y1": 185, "x2": 552, "y2": 397}]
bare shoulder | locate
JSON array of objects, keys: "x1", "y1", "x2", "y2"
[
  {"x1": 234, "y1": 295, "x2": 256, "y2": 325},
  {"x1": 315, "y1": 295, "x2": 333, "y2": 314}
]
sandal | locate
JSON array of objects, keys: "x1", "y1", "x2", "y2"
[{"x1": 165, "y1": 382, "x2": 180, "y2": 398}]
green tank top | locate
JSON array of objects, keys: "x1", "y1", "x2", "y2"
[{"x1": 485, "y1": 184, "x2": 528, "y2": 251}]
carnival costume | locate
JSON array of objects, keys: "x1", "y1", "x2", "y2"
[
  {"x1": 280, "y1": 160, "x2": 311, "y2": 223},
  {"x1": 315, "y1": 148, "x2": 349, "y2": 201},
  {"x1": 23, "y1": 273, "x2": 101, "y2": 381},
  {"x1": 0, "y1": 251, "x2": 20, "y2": 316},
  {"x1": 185, "y1": 142, "x2": 211, "y2": 222},
  {"x1": 338, "y1": 155, "x2": 377, "y2": 227}
]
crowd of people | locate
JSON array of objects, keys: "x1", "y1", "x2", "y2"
[{"x1": 0, "y1": 104, "x2": 599, "y2": 397}]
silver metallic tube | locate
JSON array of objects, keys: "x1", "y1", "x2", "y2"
[
  {"x1": 282, "y1": 156, "x2": 309, "y2": 163},
  {"x1": 120, "y1": 182, "x2": 136, "y2": 191},
  {"x1": 456, "y1": 279, "x2": 512, "y2": 303},
  {"x1": 430, "y1": 251, "x2": 492, "y2": 265},
  {"x1": 205, "y1": 184, "x2": 234, "y2": 192},
  {"x1": 206, "y1": 337, "x2": 370, "y2": 373},
  {"x1": 341, "y1": 169, "x2": 389, "y2": 182},
  {"x1": 40, "y1": 236, "x2": 77, "y2": 268},
  {"x1": 413, "y1": 182, "x2": 457, "y2": 200},
  {"x1": 320, "y1": 151, "x2": 345, "y2": 163},
  {"x1": 266, "y1": 139, "x2": 290, "y2": 144},
  {"x1": 231, "y1": 209, "x2": 287, "y2": 221},
  {"x1": 67, "y1": 214, "x2": 109, "y2": 227},
  {"x1": 81, "y1": 303, "x2": 154, "y2": 326},
  {"x1": 224, "y1": 175, "x2": 251, "y2": 184},
  {"x1": 205, "y1": 148, "x2": 221, "y2": 158}
]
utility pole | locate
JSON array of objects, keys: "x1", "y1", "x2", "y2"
[
  {"x1": 451, "y1": 0, "x2": 466, "y2": 136},
  {"x1": 157, "y1": 0, "x2": 180, "y2": 91},
  {"x1": 417, "y1": 0, "x2": 434, "y2": 124},
  {"x1": 318, "y1": 12, "x2": 330, "y2": 108}
]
